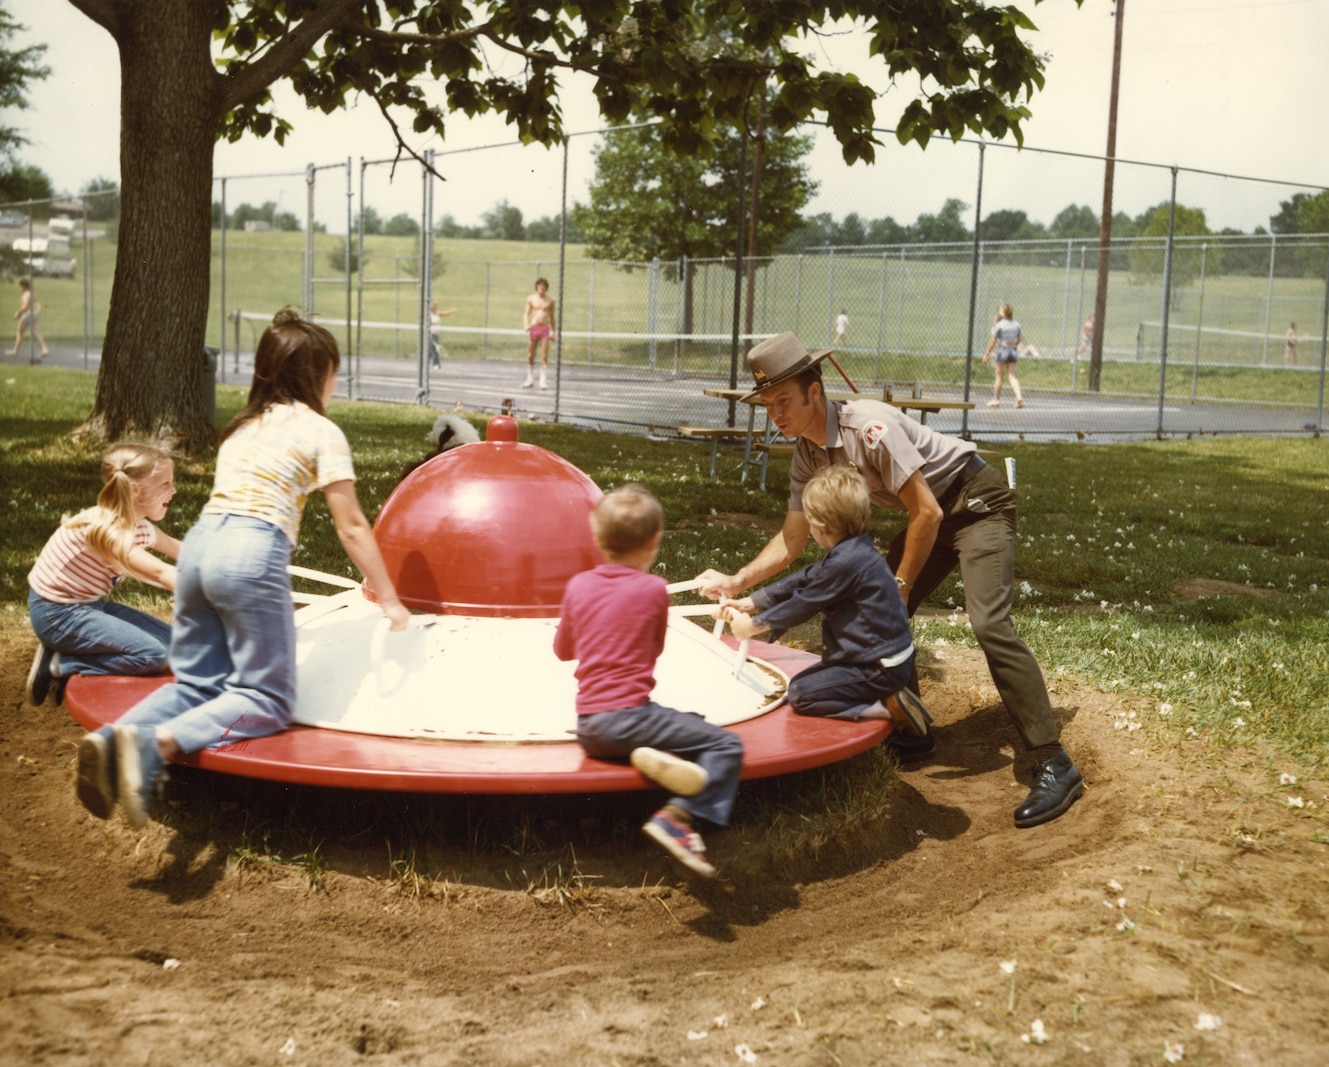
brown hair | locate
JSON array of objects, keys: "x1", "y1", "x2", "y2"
[
  {"x1": 72, "y1": 441, "x2": 174, "y2": 569},
  {"x1": 591, "y1": 484, "x2": 663, "y2": 556},
  {"x1": 802, "y1": 465, "x2": 870, "y2": 543},
  {"x1": 221, "y1": 307, "x2": 340, "y2": 442}
]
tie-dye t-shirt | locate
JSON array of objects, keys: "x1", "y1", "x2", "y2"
[{"x1": 202, "y1": 402, "x2": 355, "y2": 545}]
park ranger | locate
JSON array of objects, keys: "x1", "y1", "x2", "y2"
[{"x1": 697, "y1": 332, "x2": 1083, "y2": 828}]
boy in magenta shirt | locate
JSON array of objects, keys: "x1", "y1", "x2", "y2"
[{"x1": 554, "y1": 485, "x2": 743, "y2": 879}]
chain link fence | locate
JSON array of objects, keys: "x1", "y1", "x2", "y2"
[{"x1": 3, "y1": 129, "x2": 1325, "y2": 441}]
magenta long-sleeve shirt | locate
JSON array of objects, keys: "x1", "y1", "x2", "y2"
[{"x1": 553, "y1": 563, "x2": 668, "y2": 716}]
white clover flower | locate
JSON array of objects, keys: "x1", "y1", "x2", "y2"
[
  {"x1": 1116, "y1": 916, "x2": 1135, "y2": 932},
  {"x1": 1021, "y1": 1020, "x2": 1048, "y2": 1045},
  {"x1": 999, "y1": 959, "x2": 1017, "y2": 974},
  {"x1": 280, "y1": 1038, "x2": 296, "y2": 1057},
  {"x1": 1194, "y1": 1013, "x2": 1222, "y2": 1031},
  {"x1": 713, "y1": 1013, "x2": 729, "y2": 1028},
  {"x1": 1158, "y1": 702, "x2": 1173, "y2": 716},
  {"x1": 735, "y1": 1043, "x2": 757, "y2": 1064},
  {"x1": 1280, "y1": 772, "x2": 1297, "y2": 785},
  {"x1": 1232, "y1": 717, "x2": 1247, "y2": 728},
  {"x1": 1117, "y1": 896, "x2": 1128, "y2": 908},
  {"x1": 1164, "y1": 1041, "x2": 1185, "y2": 1063},
  {"x1": 1107, "y1": 879, "x2": 1124, "y2": 892},
  {"x1": 1288, "y1": 796, "x2": 1305, "y2": 809}
]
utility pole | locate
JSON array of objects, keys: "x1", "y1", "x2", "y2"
[{"x1": 1089, "y1": 0, "x2": 1126, "y2": 392}]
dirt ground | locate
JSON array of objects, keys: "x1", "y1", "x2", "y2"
[{"x1": 2, "y1": 623, "x2": 1326, "y2": 1067}]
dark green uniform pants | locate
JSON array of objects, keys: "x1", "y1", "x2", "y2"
[{"x1": 886, "y1": 462, "x2": 1059, "y2": 751}]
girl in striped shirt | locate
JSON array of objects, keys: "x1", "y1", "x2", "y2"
[{"x1": 27, "y1": 442, "x2": 181, "y2": 705}]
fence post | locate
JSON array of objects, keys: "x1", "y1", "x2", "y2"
[
  {"x1": 960, "y1": 141, "x2": 985, "y2": 439},
  {"x1": 875, "y1": 253, "x2": 888, "y2": 381},
  {"x1": 648, "y1": 256, "x2": 660, "y2": 370},
  {"x1": 218, "y1": 176, "x2": 227, "y2": 379},
  {"x1": 304, "y1": 163, "x2": 315, "y2": 316},
  {"x1": 1155, "y1": 167, "x2": 1178, "y2": 439},
  {"x1": 1260, "y1": 233, "x2": 1276, "y2": 365},
  {"x1": 355, "y1": 158, "x2": 366, "y2": 396},
  {"x1": 1190, "y1": 241, "x2": 1208, "y2": 402},
  {"x1": 1316, "y1": 240, "x2": 1328, "y2": 437},
  {"x1": 344, "y1": 156, "x2": 353, "y2": 398}
]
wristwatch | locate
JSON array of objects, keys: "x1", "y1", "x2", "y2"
[{"x1": 895, "y1": 575, "x2": 912, "y2": 591}]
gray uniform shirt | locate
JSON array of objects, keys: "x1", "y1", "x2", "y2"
[{"x1": 788, "y1": 399, "x2": 977, "y2": 512}]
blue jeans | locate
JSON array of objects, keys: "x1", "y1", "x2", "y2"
[
  {"x1": 116, "y1": 513, "x2": 295, "y2": 755},
  {"x1": 576, "y1": 701, "x2": 745, "y2": 827},
  {"x1": 786, "y1": 654, "x2": 915, "y2": 721},
  {"x1": 28, "y1": 588, "x2": 171, "y2": 677}
]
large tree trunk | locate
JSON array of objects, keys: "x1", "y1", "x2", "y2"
[{"x1": 83, "y1": 2, "x2": 221, "y2": 454}]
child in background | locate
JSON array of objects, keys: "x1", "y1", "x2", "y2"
[
  {"x1": 719, "y1": 466, "x2": 932, "y2": 736},
  {"x1": 554, "y1": 485, "x2": 744, "y2": 879},
  {"x1": 74, "y1": 307, "x2": 410, "y2": 826},
  {"x1": 27, "y1": 441, "x2": 181, "y2": 706}
]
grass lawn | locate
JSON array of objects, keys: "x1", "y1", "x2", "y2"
[{"x1": 3, "y1": 365, "x2": 1326, "y2": 769}]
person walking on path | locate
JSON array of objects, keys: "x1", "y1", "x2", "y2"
[
  {"x1": 427, "y1": 300, "x2": 456, "y2": 369},
  {"x1": 1284, "y1": 323, "x2": 1298, "y2": 367},
  {"x1": 522, "y1": 277, "x2": 555, "y2": 389},
  {"x1": 982, "y1": 304, "x2": 1026, "y2": 408},
  {"x1": 695, "y1": 332, "x2": 1084, "y2": 830},
  {"x1": 1076, "y1": 314, "x2": 1095, "y2": 361},
  {"x1": 11, "y1": 279, "x2": 48, "y2": 361}
]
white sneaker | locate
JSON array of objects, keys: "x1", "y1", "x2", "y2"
[
  {"x1": 539, "y1": 373, "x2": 547, "y2": 390},
  {"x1": 522, "y1": 372, "x2": 534, "y2": 388},
  {"x1": 631, "y1": 748, "x2": 709, "y2": 796},
  {"x1": 987, "y1": 399, "x2": 1000, "y2": 408}
]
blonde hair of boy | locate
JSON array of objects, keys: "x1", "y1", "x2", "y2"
[
  {"x1": 71, "y1": 441, "x2": 174, "y2": 570},
  {"x1": 592, "y1": 484, "x2": 664, "y2": 557},
  {"x1": 801, "y1": 465, "x2": 870, "y2": 544}
]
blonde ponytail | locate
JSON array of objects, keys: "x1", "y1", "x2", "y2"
[{"x1": 76, "y1": 442, "x2": 173, "y2": 570}]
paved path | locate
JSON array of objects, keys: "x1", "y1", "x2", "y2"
[{"x1": 11, "y1": 344, "x2": 1322, "y2": 443}]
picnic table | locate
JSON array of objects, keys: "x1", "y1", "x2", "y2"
[{"x1": 684, "y1": 386, "x2": 975, "y2": 489}]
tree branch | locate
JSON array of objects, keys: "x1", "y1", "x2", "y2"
[
  {"x1": 366, "y1": 90, "x2": 445, "y2": 183},
  {"x1": 217, "y1": 0, "x2": 367, "y2": 116},
  {"x1": 64, "y1": 0, "x2": 123, "y2": 36}
]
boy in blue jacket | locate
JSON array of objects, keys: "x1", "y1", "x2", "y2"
[{"x1": 720, "y1": 465, "x2": 931, "y2": 734}]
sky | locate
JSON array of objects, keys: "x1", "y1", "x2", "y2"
[{"x1": 7, "y1": 0, "x2": 1329, "y2": 237}]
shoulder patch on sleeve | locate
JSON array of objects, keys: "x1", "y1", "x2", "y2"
[{"x1": 862, "y1": 421, "x2": 888, "y2": 448}]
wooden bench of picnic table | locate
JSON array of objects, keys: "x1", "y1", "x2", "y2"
[{"x1": 677, "y1": 425, "x2": 752, "y2": 477}]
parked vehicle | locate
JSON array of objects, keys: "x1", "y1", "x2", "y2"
[{"x1": 11, "y1": 217, "x2": 76, "y2": 278}]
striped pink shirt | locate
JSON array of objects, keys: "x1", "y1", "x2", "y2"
[{"x1": 28, "y1": 513, "x2": 156, "y2": 604}]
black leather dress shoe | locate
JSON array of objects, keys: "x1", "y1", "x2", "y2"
[
  {"x1": 885, "y1": 729, "x2": 936, "y2": 764},
  {"x1": 1014, "y1": 750, "x2": 1084, "y2": 828}
]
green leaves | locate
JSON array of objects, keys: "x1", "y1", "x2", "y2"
[{"x1": 203, "y1": 0, "x2": 1067, "y2": 165}]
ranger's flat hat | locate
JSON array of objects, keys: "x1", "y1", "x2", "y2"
[{"x1": 740, "y1": 332, "x2": 834, "y2": 402}]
